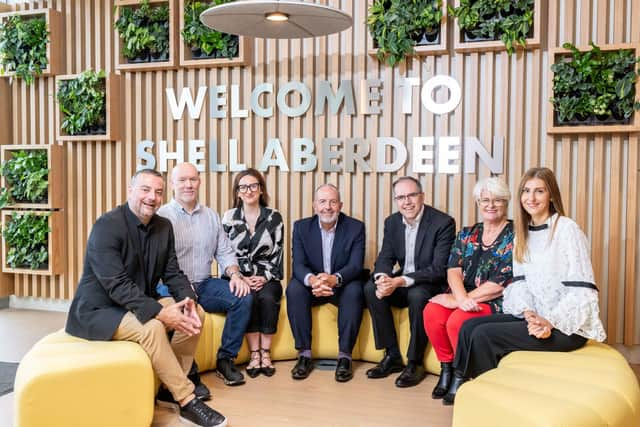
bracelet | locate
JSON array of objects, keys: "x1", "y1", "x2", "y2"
[{"x1": 230, "y1": 271, "x2": 241, "y2": 279}]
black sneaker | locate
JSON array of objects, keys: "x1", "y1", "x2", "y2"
[
  {"x1": 155, "y1": 386, "x2": 179, "y2": 411},
  {"x1": 179, "y1": 398, "x2": 227, "y2": 427},
  {"x1": 216, "y1": 357, "x2": 245, "y2": 386}
]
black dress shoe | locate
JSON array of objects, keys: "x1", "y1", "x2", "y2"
[
  {"x1": 395, "y1": 361, "x2": 427, "y2": 388},
  {"x1": 432, "y1": 362, "x2": 453, "y2": 399},
  {"x1": 366, "y1": 353, "x2": 405, "y2": 379},
  {"x1": 291, "y1": 355, "x2": 314, "y2": 380},
  {"x1": 180, "y1": 397, "x2": 227, "y2": 427},
  {"x1": 443, "y1": 372, "x2": 467, "y2": 405},
  {"x1": 335, "y1": 357, "x2": 353, "y2": 382}
]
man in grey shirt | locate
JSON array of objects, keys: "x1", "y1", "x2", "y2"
[{"x1": 158, "y1": 162, "x2": 252, "y2": 386}]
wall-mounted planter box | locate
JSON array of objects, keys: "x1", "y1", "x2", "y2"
[
  {"x1": 367, "y1": 0, "x2": 448, "y2": 60},
  {"x1": 179, "y1": 0, "x2": 251, "y2": 68},
  {"x1": 115, "y1": 0, "x2": 177, "y2": 72},
  {"x1": 0, "y1": 8, "x2": 64, "y2": 80},
  {"x1": 1, "y1": 209, "x2": 64, "y2": 276},
  {"x1": 452, "y1": 0, "x2": 541, "y2": 54},
  {"x1": 547, "y1": 43, "x2": 640, "y2": 134},
  {"x1": 55, "y1": 72, "x2": 121, "y2": 142},
  {"x1": 0, "y1": 144, "x2": 64, "y2": 209}
]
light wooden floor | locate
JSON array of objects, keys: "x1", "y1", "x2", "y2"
[{"x1": 153, "y1": 360, "x2": 453, "y2": 427}]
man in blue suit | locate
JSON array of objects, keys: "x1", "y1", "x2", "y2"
[{"x1": 287, "y1": 184, "x2": 365, "y2": 382}]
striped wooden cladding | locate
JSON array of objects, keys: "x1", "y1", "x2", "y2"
[{"x1": 1, "y1": 0, "x2": 639, "y2": 347}]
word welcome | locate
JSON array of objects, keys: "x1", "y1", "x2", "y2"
[{"x1": 165, "y1": 76, "x2": 462, "y2": 120}]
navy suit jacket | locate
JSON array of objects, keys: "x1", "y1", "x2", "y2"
[
  {"x1": 373, "y1": 205, "x2": 455, "y2": 289},
  {"x1": 291, "y1": 212, "x2": 365, "y2": 285}
]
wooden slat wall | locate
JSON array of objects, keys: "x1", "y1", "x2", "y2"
[{"x1": 2, "y1": 0, "x2": 639, "y2": 346}]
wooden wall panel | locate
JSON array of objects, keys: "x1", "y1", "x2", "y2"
[{"x1": 1, "y1": 0, "x2": 639, "y2": 346}]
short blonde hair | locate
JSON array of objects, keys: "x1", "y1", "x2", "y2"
[{"x1": 473, "y1": 177, "x2": 510, "y2": 201}]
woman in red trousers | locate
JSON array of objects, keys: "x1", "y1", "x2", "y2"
[{"x1": 423, "y1": 177, "x2": 514, "y2": 401}]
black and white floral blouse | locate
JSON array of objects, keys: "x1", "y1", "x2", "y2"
[{"x1": 221, "y1": 206, "x2": 284, "y2": 281}]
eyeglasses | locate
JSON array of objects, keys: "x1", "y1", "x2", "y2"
[
  {"x1": 237, "y1": 183, "x2": 261, "y2": 193},
  {"x1": 478, "y1": 198, "x2": 507, "y2": 207},
  {"x1": 394, "y1": 192, "x2": 421, "y2": 203}
]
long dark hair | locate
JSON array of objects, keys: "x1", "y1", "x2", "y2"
[{"x1": 232, "y1": 168, "x2": 270, "y2": 209}]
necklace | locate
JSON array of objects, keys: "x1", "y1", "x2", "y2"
[{"x1": 481, "y1": 221, "x2": 507, "y2": 249}]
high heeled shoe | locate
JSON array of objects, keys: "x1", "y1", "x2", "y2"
[{"x1": 246, "y1": 350, "x2": 261, "y2": 378}]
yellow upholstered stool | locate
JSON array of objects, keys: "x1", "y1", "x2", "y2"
[
  {"x1": 14, "y1": 329, "x2": 155, "y2": 427},
  {"x1": 195, "y1": 300, "x2": 440, "y2": 374},
  {"x1": 452, "y1": 341, "x2": 640, "y2": 427}
]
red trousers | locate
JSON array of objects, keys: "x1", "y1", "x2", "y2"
[{"x1": 423, "y1": 301, "x2": 493, "y2": 362}]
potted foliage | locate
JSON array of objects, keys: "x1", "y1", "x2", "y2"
[
  {"x1": 3, "y1": 211, "x2": 50, "y2": 270},
  {"x1": 449, "y1": 0, "x2": 534, "y2": 54},
  {"x1": 182, "y1": 0, "x2": 238, "y2": 60},
  {"x1": 368, "y1": 0, "x2": 444, "y2": 67},
  {"x1": 550, "y1": 42, "x2": 640, "y2": 127},
  {"x1": 0, "y1": 149, "x2": 49, "y2": 209},
  {"x1": 0, "y1": 13, "x2": 49, "y2": 84},
  {"x1": 56, "y1": 69, "x2": 107, "y2": 136},
  {"x1": 114, "y1": 0, "x2": 170, "y2": 63}
]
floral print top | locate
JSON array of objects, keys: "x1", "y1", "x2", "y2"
[{"x1": 447, "y1": 221, "x2": 514, "y2": 313}]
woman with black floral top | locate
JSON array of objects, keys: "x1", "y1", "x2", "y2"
[
  {"x1": 222, "y1": 168, "x2": 284, "y2": 378},
  {"x1": 423, "y1": 177, "x2": 514, "y2": 402}
]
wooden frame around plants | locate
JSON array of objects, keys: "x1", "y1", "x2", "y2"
[
  {"x1": 452, "y1": 0, "x2": 542, "y2": 53},
  {"x1": 115, "y1": 0, "x2": 178, "y2": 72},
  {"x1": 547, "y1": 43, "x2": 640, "y2": 134},
  {"x1": 55, "y1": 72, "x2": 121, "y2": 142},
  {"x1": 1, "y1": 209, "x2": 65, "y2": 275},
  {"x1": 178, "y1": 0, "x2": 252, "y2": 68},
  {"x1": 0, "y1": 144, "x2": 64, "y2": 209},
  {"x1": 367, "y1": 0, "x2": 448, "y2": 60},
  {"x1": 0, "y1": 8, "x2": 64, "y2": 79}
]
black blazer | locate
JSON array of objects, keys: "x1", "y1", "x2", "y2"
[
  {"x1": 291, "y1": 213, "x2": 365, "y2": 285},
  {"x1": 66, "y1": 204, "x2": 195, "y2": 341},
  {"x1": 373, "y1": 205, "x2": 455, "y2": 289}
]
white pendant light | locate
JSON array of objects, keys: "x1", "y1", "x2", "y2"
[{"x1": 200, "y1": 0, "x2": 353, "y2": 39}]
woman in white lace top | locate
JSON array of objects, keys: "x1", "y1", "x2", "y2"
[{"x1": 443, "y1": 167, "x2": 606, "y2": 405}]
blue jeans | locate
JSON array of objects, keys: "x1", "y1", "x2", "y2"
[{"x1": 196, "y1": 278, "x2": 253, "y2": 360}]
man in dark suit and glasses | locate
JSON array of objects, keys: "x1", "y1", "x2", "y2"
[
  {"x1": 65, "y1": 169, "x2": 226, "y2": 427},
  {"x1": 364, "y1": 176, "x2": 455, "y2": 387},
  {"x1": 286, "y1": 184, "x2": 366, "y2": 382}
]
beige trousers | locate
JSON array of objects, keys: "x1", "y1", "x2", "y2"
[{"x1": 112, "y1": 297, "x2": 205, "y2": 403}]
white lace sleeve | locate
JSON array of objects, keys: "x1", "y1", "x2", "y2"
[
  {"x1": 502, "y1": 260, "x2": 534, "y2": 318},
  {"x1": 544, "y1": 222, "x2": 606, "y2": 341}
]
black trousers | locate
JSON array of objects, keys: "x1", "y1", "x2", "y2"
[
  {"x1": 453, "y1": 314, "x2": 588, "y2": 379},
  {"x1": 363, "y1": 280, "x2": 439, "y2": 362},
  {"x1": 246, "y1": 280, "x2": 283, "y2": 335},
  {"x1": 286, "y1": 278, "x2": 364, "y2": 354}
]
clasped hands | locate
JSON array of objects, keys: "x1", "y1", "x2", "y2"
[
  {"x1": 430, "y1": 293, "x2": 482, "y2": 312},
  {"x1": 524, "y1": 310, "x2": 553, "y2": 339},
  {"x1": 156, "y1": 297, "x2": 201, "y2": 336},
  {"x1": 374, "y1": 274, "x2": 405, "y2": 299},
  {"x1": 309, "y1": 273, "x2": 338, "y2": 297}
]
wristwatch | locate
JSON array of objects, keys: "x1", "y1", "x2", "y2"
[
  {"x1": 335, "y1": 274, "x2": 343, "y2": 287},
  {"x1": 230, "y1": 271, "x2": 242, "y2": 279}
]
